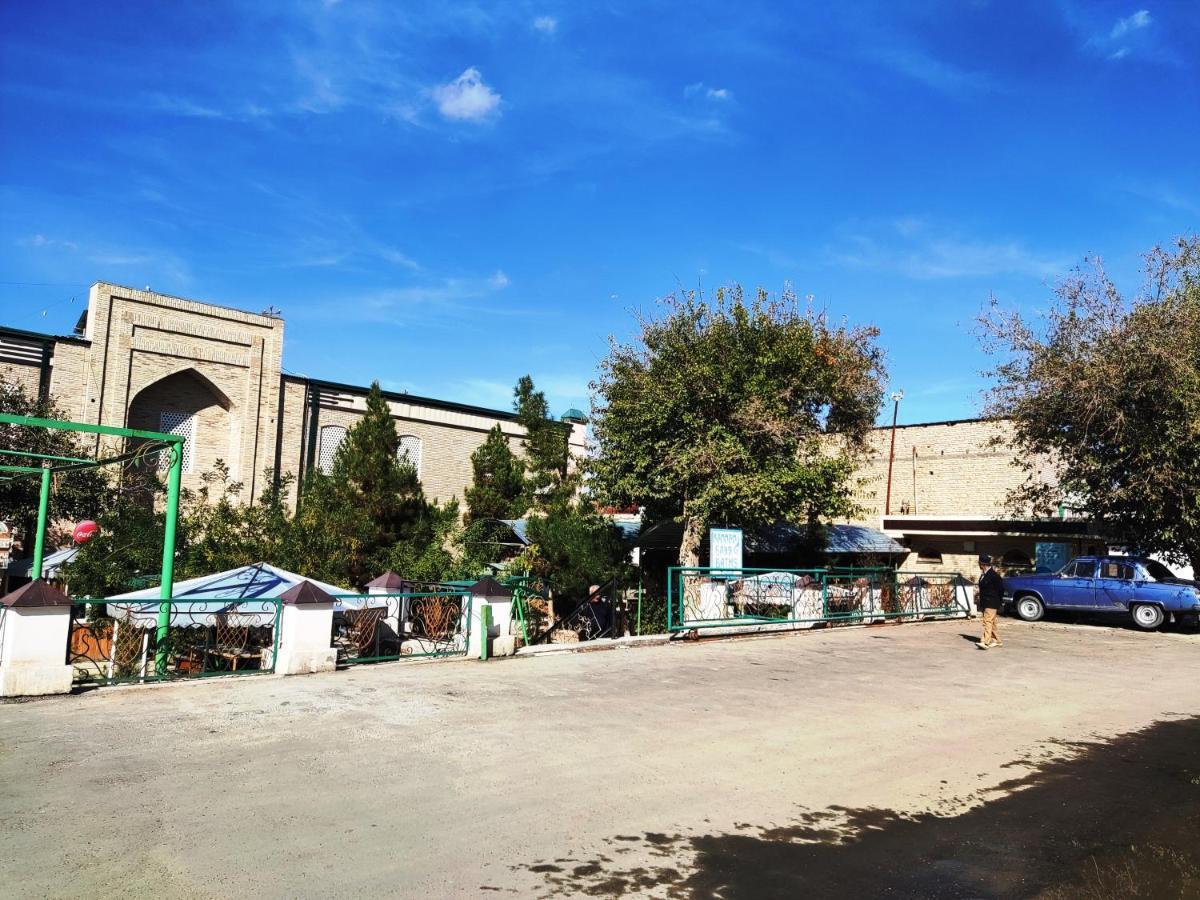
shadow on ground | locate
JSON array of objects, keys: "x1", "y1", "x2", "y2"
[{"x1": 519, "y1": 717, "x2": 1200, "y2": 898}]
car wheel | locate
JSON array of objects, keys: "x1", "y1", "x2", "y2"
[
  {"x1": 1015, "y1": 595, "x2": 1044, "y2": 622},
  {"x1": 1131, "y1": 603, "x2": 1164, "y2": 630}
]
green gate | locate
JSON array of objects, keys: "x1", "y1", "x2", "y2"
[{"x1": 668, "y1": 567, "x2": 970, "y2": 632}]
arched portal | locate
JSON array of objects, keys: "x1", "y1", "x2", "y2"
[{"x1": 126, "y1": 369, "x2": 236, "y2": 488}]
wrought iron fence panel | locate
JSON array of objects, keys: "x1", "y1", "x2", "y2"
[
  {"x1": 333, "y1": 590, "x2": 471, "y2": 665},
  {"x1": 667, "y1": 567, "x2": 970, "y2": 633},
  {"x1": 68, "y1": 597, "x2": 281, "y2": 685}
]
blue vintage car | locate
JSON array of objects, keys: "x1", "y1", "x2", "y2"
[{"x1": 1004, "y1": 556, "x2": 1200, "y2": 630}]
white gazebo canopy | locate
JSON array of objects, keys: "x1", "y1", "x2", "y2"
[{"x1": 102, "y1": 562, "x2": 370, "y2": 627}]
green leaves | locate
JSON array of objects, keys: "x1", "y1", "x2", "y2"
[
  {"x1": 464, "y1": 424, "x2": 526, "y2": 523},
  {"x1": 590, "y1": 284, "x2": 885, "y2": 565},
  {"x1": 980, "y1": 236, "x2": 1200, "y2": 572}
]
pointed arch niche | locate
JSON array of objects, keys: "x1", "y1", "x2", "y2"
[{"x1": 126, "y1": 368, "x2": 237, "y2": 482}]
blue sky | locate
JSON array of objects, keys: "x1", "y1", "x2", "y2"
[{"x1": 1, "y1": 1, "x2": 1197, "y2": 425}]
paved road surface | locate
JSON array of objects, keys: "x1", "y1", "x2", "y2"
[{"x1": 2, "y1": 618, "x2": 1198, "y2": 898}]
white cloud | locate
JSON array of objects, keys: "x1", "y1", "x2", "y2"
[
  {"x1": 489, "y1": 269, "x2": 510, "y2": 289},
  {"x1": 1084, "y1": 8, "x2": 1157, "y2": 62},
  {"x1": 21, "y1": 234, "x2": 78, "y2": 251},
  {"x1": 432, "y1": 67, "x2": 501, "y2": 122},
  {"x1": 1110, "y1": 9, "x2": 1151, "y2": 39},
  {"x1": 377, "y1": 247, "x2": 420, "y2": 269},
  {"x1": 828, "y1": 218, "x2": 1069, "y2": 281},
  {"x1": 684, "y1": 82, "x2": 733, "y2": 101},
  {"x1": 532, "y1": 16, "x2": 558, "y2": 35}
]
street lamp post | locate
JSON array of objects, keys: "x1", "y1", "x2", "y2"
[{"x1": 884, "y1": 390, "x2": 904, "y2": 517}]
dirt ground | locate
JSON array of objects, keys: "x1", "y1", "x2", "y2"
[{"x1": 2, "y1": 616, "x2": 1199, "y2": 899}]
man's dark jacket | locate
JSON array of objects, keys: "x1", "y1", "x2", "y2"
[{"x1": 978, "y1": 568, "x2": 1004, "y2": 610}]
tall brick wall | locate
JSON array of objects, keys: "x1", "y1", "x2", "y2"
[
  {"x1": 846, "y1": 418, "x2": 1025, "y2": 524},
  {"x1": 286, "y1": 384, "x2": 535, "y2": 507},
  {"x1": 0, "y1": 360, "x2": 40, "y2": 398},
  {"x1": 5, "y1": 282, "x2": 584, "y2": 515}
]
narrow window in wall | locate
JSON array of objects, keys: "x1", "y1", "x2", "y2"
[
  {"x1": 397, "y1": 435, "x2": 422, "y2": 476},
  {"x1": 158, "y1": 411, "x2": 195, "y2": 474},
  {"x1": 318, "y1": 424, "x2": 347, "y2": 475}
]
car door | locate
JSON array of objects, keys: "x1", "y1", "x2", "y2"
[
  {"x1": 1051, "y1": 559, "x2": 1097, "y2": 608},
  {"x1": 1095, "y1": 560, "x2": 1135, "y2": 610}
]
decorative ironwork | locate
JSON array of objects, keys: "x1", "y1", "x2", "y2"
[
  {"x1": 69, "y1": 598, "x2": 281, "y2": 685},
  {"x1": 669, "y1": 568, "x2": 970, "y2": 632},
  {"x1": 335, "y1": 590, "x2": 471, "y2": 665}
]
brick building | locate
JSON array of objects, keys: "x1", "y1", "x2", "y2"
[
  {"x1": 1, "y1": 282, "x2": 586, "y2": 507},
  {"x1": 845, "y1": 417, "x2": 1102, "y2": 575}
]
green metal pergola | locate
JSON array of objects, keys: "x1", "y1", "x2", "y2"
[{"x1": 0, "y1": 412, "x2": 185, "y2": 673}]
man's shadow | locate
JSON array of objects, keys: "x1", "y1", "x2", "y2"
[{"x1": 959, "y1": 633, "x2": 983, "y2": 644}]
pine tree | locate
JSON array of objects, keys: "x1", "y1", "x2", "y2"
[
  {"x1": 307, "y1": 382, "x2": 433, "y2": 586},
  {"x1": 464, "y1": 424, "x2": 527, "y2": 523},
  {"x1": 513, "y1": 375, "x2": 569, "y2": 506}
]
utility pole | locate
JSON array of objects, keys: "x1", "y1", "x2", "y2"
[{"x1": 884, "y1": 391, "x2": 904, "y2": 517}]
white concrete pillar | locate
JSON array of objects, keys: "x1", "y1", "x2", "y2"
[
  {"x1": 272, "y1": 580, "x2": 337, "y2": 675},
  {"x1": 466, "y1": 577, "x2": 515, "y2": 659},
  {"x1": 0, "y1": 580, "x2": 75, "y2": 698}
]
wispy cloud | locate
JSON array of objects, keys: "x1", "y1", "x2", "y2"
[
  {"x1": 1119, "y1": 180, "x2": 1200, "y2": 216},
  {"x1": 828, "y1": 218, "x2": 1069, "y2": 281},
  {"x1": 1111, "y1": 9, "x2": 1151, "y2": 40},
  {"x1": 431, "y1": 67, "x2": 501, "y2": 122},
  {"x1": 1078, "y1": 6, "x2": 1168, "y2": 62},
  {"x1": 685, "y1": 82, "x2": 733, "y2": 101},
  {"x1": 1097, "y1": 9, "x2": 1153, "y2": 60},
  {"x1": 532, "y1": 15, "x2": 558, "y2": 35},
  {"x1": 296, "y1": 268, "x2": 529, "y2": 328},
  {"x1": 19, "y1": 234, "x2": 78, "y2": 251},
  {"x1": 872, "y1": 46, "x2": 993, "y2": 95}
]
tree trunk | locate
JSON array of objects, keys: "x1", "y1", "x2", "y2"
[
  {"x1": 1188, "y1": 550, "x2": 1200, "y2": 581},
  {"x1": 679, "y1": 514, "x2": 704, "y2": 568}
]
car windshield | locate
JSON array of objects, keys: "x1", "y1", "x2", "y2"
[{"x1": 1142, "y1": 560, "x2": 1177, "y2": 582}]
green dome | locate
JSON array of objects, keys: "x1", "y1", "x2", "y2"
[{"x1": 560, "y1": 408, "x2": 587, "y2": 424}]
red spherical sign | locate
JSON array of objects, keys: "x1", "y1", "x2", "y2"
[{"x1": 73, "y1": 520, "x2": 99, "y2": 544}]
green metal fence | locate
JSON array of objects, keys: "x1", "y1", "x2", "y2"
[
  {"x1": 333, "y1": 591, "x2": 472, "y2": 665},
  {"x1": 68, "y1": 597, "x2": 282, "y2": 685},
  {"x1": 667, "y1": 567, "x2": 971, "y2": 633}
]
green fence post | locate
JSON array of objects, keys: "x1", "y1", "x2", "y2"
[
  {"x1": 479, "y1": 604, "x2": 492, "y2": 660},
  {"x1": 31, "y1": 466, "x2": 51, "y2": 582},
  {"x1": 155, "y1": 442, "x2": 184, "y2": 676}
]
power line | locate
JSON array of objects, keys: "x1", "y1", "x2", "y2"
[{"x1": 0, "y1": 280, "x2": 90, "y2": 287}]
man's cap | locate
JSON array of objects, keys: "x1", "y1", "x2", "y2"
[{"x1": 978, "y1": 554, "x2": 992, "y2": 565}]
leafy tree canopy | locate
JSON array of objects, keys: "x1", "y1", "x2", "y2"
[
  {"x1": 0, "y1": 382, "x2": 113, "y2": 546},
  {"x1": 978, "y1": 236, "x2": 1200, "y2": 573},
  {"x1": 590, "y1": 284, "x2": 886, "y2": 565}
]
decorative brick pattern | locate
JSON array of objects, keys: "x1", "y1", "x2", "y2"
[{"x1": 5, "y1": 282, "x2": 581, "y2": 515}]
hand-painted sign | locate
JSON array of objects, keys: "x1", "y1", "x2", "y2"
[{"x1": 709, "y1": 527, "x2": 743, "y2": 576}]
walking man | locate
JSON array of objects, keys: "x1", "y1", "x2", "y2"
[{"x1": 977, "y1": 554, "x2": 1004, "y2": 649}]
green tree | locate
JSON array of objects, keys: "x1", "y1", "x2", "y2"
[
  {"x1": 464, "y1": 424, "x2": 527, "y2": 523},
  {"x1": 297, "y1": 382, "x2": 435, "y2": 587},
  {"x1": 514, "y1": 375, "x2": 569, "y2": 506},
  {"x1": 519, "y1": 497, "x2": 631, "y2": 602},
  {"x1": 591, "y1": 285, "x2": 886, "y2": 566},
  {"x1": 62, "y1": 476, "x2": 178, "y2": 597},
  {"x1": 978, "y1": 236, "x2": 1200, "y2": 574},
  {"x1": 0, "y1": 382, "x2": 113, "y2": 549},
  {"x1": 181, "y1": 463, "x2": 295, "y2": 575}
]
